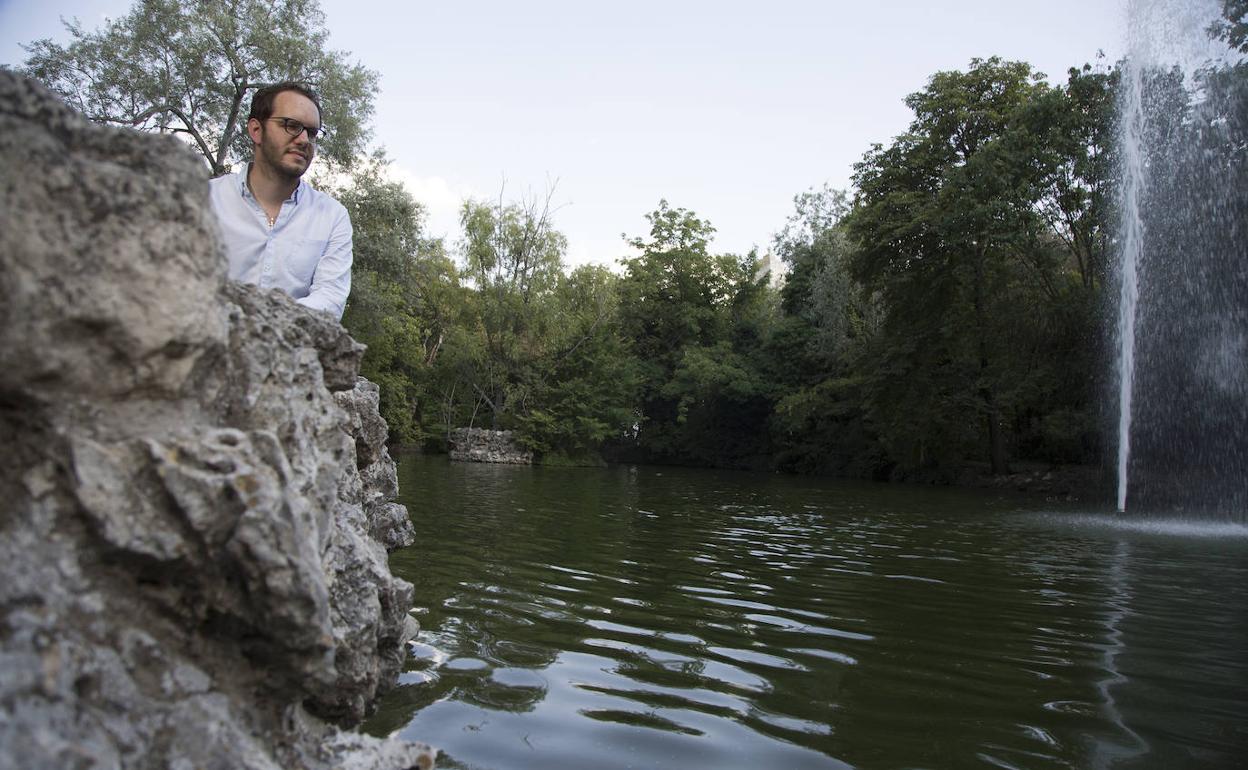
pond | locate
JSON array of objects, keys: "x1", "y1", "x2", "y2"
[{"x1": 366, "y1": 456, "x2": 1248, "y2": 769}]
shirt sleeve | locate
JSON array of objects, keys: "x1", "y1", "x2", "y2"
[{"x1": 297, "y1": 203, "x2": 353, "y2": 321}]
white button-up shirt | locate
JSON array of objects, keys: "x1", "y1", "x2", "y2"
[{"x1": 209, "y1": 169, "x2": 353, "y2": 320}]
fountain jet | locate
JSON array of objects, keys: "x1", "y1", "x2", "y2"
[{"x1": 1115, "y1": 0, "x2": 1248, "y2": 520}]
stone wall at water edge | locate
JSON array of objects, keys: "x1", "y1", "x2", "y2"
[
  {"x1": 0, "y1": 72, "x2": 435, "y2": 770},
  {"x1": 448, "y1": 428, "x2": 534, "y2": 465}
]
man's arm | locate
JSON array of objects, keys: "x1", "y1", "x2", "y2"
[{"x1": 298, "y1": 204, "x2": 352, "y2": 321}]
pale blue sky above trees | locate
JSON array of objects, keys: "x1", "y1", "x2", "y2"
[{"x1": 1, "y1": 0, "x2": 1126, "y2": 266}]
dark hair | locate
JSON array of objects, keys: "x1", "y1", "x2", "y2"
[{"x1": 247, "y1": 81, "x2": 322, "y2": 124}]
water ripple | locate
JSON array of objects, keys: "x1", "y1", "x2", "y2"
[{"x1": 371, "y1": 457, "x2": 1248, "y2": 770}]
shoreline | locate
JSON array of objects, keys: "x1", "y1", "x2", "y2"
[{"x1": 394, "y1": 445, "x2": 1111, "y2": 504}]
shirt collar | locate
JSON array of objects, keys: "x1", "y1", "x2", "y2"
[{"x1": 239, "y1": 163, "x2": 304, "y2": 204}]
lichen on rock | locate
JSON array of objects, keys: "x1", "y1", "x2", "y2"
[{"x1": 0, "y1": 72, "x2": 433, "y2": 769}]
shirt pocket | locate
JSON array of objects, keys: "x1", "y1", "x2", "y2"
[{"x1": 282, "y1": 237, "x2": 329, "y2": 287}]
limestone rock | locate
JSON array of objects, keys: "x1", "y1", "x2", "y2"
[
  {"x1": 0, "y1": 72, "x2": 433, "y2": 769},
  {"x1": 448, "y1": 427, "x2": 534, "y2": 464}
]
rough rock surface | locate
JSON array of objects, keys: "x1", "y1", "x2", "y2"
[
  {"x1": 448, "y1": 428, "x2": 534, "y2": 465},
  {"x1": 0, "y1": 73, "x2": 433, "y2": 769}
]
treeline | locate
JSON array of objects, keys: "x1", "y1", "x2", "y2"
[
  {"x1": 341, "y1": 57, "x2": 1120, "y2": 480},
  {"x1": 18, "y1": 0, "x2": 1244, "y2": 483}
]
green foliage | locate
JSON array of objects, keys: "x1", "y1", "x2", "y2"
[
  {"x1": 337, "y1": 155, "x2": 458, "y2": 445},
  {"x1": 775, "y1": 185, "x2": 879, "y2": 367},
  {"x1": 847, "y1": 57, "x2": 1070, "y2": 476},
  {"x1": 771, "y1": 375, "x2": 885, "y2": 476},
  {"x1": 615, "y1": 201, "x2": 773, "y2": 464},
  {"x1": 20, "y1": 0, "x2": 377, "y2": 175},
  {"x1": 618, "y1": 201, "x2": 736, "y2": 361},
  {"x1": 1018, "y1": 63, "x2": 1119, "y2": 292},
  {"x1": 512, "y1": 266, "x2": 639, "y2": 458},
  {"x1": 457, "y1": 193, "x2": 566, "y2": 429},
  {"x1": 11, "y1": 4, "x2": 1129, "y2": 482},
  {"x1": 817, "y1": 56, "x2": 1121, "y2": 478},
  {"x1": 616, "y1": 200, "x2": 758, "y2": 459},
  {"x1": 304, "y1": 53, "x2": 1115, "y2": 482},
  {"x1": 765, "y1": 185, "x2": 887, "y2": 475},
  {"x1": 17, "y1": 6, "x2": 1119, "y2": 481}
]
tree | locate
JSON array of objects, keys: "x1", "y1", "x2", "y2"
[
  {"x1": 847, "y1": 57, "x2": 1053, "y2": 476},
  {"x1": 995, "y1": 64, "x2": 1119, "y2": 464},
  {"x1": 616, "y1": 201, "x2": 772, "y2": 464},
  {"x1": 1019, "y1": 63, "x2": 1118, "y2": 293},
  {"x1": 336, "y1": 155, "x2": 459, "y2": 444},
  {"x1": 458, "y1": 190, "x2": 566, "y2": 429},
  {"x1": 774, "y1": 184, "x2": 851, "y2": 268},
  {"x1": 512, "y1": 266, "x2": 639, "y2": 463},
  {"x1": 617, "y1": 201, "x2": 733, "y2": 367},
  {"x1": 773, "y1": 185, "x2": 879, "y2": 367},
  {"x1": 20, "y1": 0, "x2": 377, "y2": 176},
  {"x1": 767, "y1": 185, "x2": 885, "y2": 475}
]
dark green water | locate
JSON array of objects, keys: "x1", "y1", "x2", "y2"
[{"x1": 368, "y1": 456, "x2": 1248, "y2": 769}]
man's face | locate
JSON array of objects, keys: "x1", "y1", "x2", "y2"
[{"x1": 249, "y1": 90, "x2": 320, "y2": 181}]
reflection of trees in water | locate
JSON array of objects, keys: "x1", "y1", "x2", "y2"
[
  {"x1": 371, "y1": 458, "x2": 1248, "y2": 767},
  {"x1": 373, "y1": 462, "x2": 873, "y2": 749}
]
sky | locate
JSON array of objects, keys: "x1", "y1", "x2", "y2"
[{"x1": 0, "y1": 0, "x2": 1127, "y2": 267}]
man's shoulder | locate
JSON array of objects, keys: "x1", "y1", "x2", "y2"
[
  {"x1": 299, "y1": 180, "x2": 350, "y2": 218},
  {"x1": 208, "y1": 171, "x2": 243, "y2": 201}
]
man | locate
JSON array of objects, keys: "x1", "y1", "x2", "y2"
[{"x1": 209, "y1": 82, "x2": 352, "y2": 320}]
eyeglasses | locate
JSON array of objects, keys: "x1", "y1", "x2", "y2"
[{"x1": 267, "y1": 116, "x2": 323, "y2": 142}]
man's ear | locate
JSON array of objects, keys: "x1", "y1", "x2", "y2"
[{"x1": 246, "y1": 117, "x2": 263, "y2": 146}]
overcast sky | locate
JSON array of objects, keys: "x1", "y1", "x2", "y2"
[{"x1": 1, "y1": 0, "x2": 1128, "y2": 266}]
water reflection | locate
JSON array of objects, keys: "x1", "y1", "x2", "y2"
[
  {"x1": 1089, "y1": 540, "x2": 1149, "y2": 770},
  {"x1": 369, "y1": 457, "x2": 1248, "y2": 769}
]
